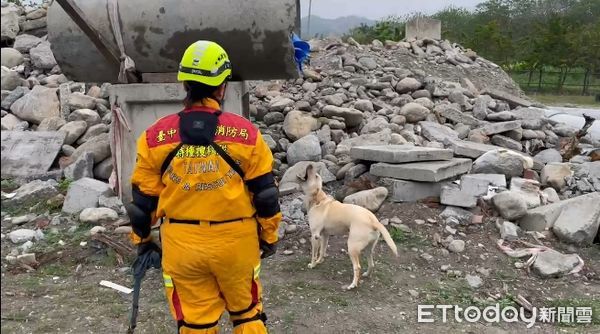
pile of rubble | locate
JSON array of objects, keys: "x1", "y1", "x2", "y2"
[
  {"x1": 2, "y1": 1, "x2": 113, "y2": 184},
  {"x1": 1, "y1": 1, "x2": 598, "y2": 276},
  {"x1": 256, "y1": 37, "x2": 599, "y2": 277}
]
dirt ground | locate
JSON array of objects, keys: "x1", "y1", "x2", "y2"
[{"x1": 1, "y1": 200, "x2": 599, "y2": 334}]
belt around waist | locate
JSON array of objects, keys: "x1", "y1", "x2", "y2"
[{"x1": 168, "y1": 217, "x2": 251, "y2": 225}]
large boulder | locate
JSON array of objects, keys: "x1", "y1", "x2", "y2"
[
  {"x1": 419, "y1": 121, "x2": 459, "y2": 142},
  {"x1": 10, "y1": 85, "x2": 60, "y2": 124},
  {"x1": 2, "y1": 180, "x2": 59, "y2": 210},
  {"x1": 471, "y1": 149, "x2": 527, "y2": 178},
  {"x1": 64, "y1": 152, "x2": 94, "y2": 181},
  {"x1": 1, "y1": 48, "x2": 24, "y2": 68},
  {"x1": 58, "y1": 120, "x2": 88, "y2": 145},
  {"x1": 37, "y1": 116, "x2": 66, "y2": 131},
  {"x1": 93, "y1": 158, "x2": 113, "y2": 180},
  {"x1": 1, "y1": 6, "x2": 20, "y2": 42},
  {"x1": 322, "y1": 105, "x2": 363, "y2": 127},
  {"x1": 268, "y1": 96, "x2": 294, "y2": 112},
  {"x1": 79, "y1": 207, "x2": 119, "y2": 225},
  {"x1": 360, "y1": 117, "x2": 389, "y2": 134},
  {"x1": 1, "y1": 66, "x2": 24, "y2": 91},
  {"x1": 13, "y1": 34, "x2": 43, "y2": 52},
  {"x1": 283, "y1": 110, "x2": 319, "y2": 141},
  {"x1": 67, "y1": 108, "x2": 101, "y2": 127},
  {"x1": 62, "y1": 177, "x2": 113, "y2": 214},
  {"x1": 1, "y1": 113, "x2": 25, "y2": 130},
  {"x1": 29, "y1": 41, "x2": 57, "y2": 70},
  {"x1": 552, "y1": 193, "x2": 600, "y2": 245},
  {"x1": 531, "y1": 250, "x2": 581, "y2": 279},
  {"x1": 1, "y1": 86, "x2": 28, "y2": 110},
  {"x1": 400, "y1": 102, "x2": 430, "y2": 123},
  {"x1": 541, "y1": 163, "x2": 571, "y2": 191},
  {"x1": 534, "y1": 149, "x2": 563, "y2": 165},
  {"x1": 67, "y1": 92, "x2": 97, "y2": 110},
  {"x1": 492, "y1": 191, "x2": 528, "y2": 220},
  {"x1": 71, "y1": 133, "x2": 111, "y2": 164},
  {"x1": 343, "y1": 187, "x2": 388, "y2": 212},
  {"x1": 395, "y1": 77, "x2": 422, "y2": 93},
  {"x1": 287, "y1": 134, "x2": 322, "y2": 166},
  {"x1": 76, "y1": 123, "x2": 109, "y2": 145}
]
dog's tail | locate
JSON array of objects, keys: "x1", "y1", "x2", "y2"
[{"x1": 373, "y1": 217, "x2": 399, "y2": 257}]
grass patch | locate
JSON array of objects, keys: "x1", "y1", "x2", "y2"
[
  {"x1": 1, "y1": 178, "x2": 19, "y2": 192},
  {"x1": 545, "y1": 298, "x2": 600, "y2": 327},
  {"x1": 528, "y1": 93, "x2": 599, "y2": 108},
  {"x1": 389, "y1": 227, "x2": 428, "y2": 248},
  {"x1": 389, "y1": 227, "x2": 406, "y2": 243},
  {"x1": 39, "y1": 263, "x2": 71, "y2": 277},
  {"x1": 57, "y1": 178, "x2": 73, "y2": 194},
  {"x1": 423, "y1": 279, "x2": 516, "y2": 309}
]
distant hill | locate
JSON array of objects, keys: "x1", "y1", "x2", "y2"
[{"x1": 300, "y1": 15, "x2": 375, "y2": 39}]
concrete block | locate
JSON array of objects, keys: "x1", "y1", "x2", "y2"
[
  {"x1": 371, "y1": 158, "x2": 472, "y2": 182},
  {"x1": 482, "y1": 88, "x2": 532, "y2": 108},
  {"x1": 1, "y1": 131, "x2": 66, "y2": 179},
  {"x1": 62, "y1": 177, "x2": 114, "y2": 214},
  {"x1": 509, "y1": 177, "x2": 541, "y2": 208},
  {"x1": 518, "y1": 192, "x2": 600, "y2": 231},
  {"x1": 391, "y1": 179, "x2": 450, "y2": 202},
  {"x1": 351, "y1": 145, "x2": 452, "y2": 164},
  {"x1": 447, "y1": 140, "x2": 504, "y2": 159},
  {"x1": 441, "y1": 183, "x2": 477, "y2": 208},
  {"x1": 441, "y1": 174, "x2": 507, "y2": 209},
  {"x1": 461, "y1": 174, "x2": 506, "y2": 196},
  {"x1": 552, "y1": 193, "x2": 600, "y2": 245},
  {"x1": 478, "y1": 121, "x2": 522, "y2": 136},
  {"x1": 405, "y1": 18, "x2": 441, "y2": 40},
  {"x1": 439, "y1": 106, "x2": 481, "y2": 127}
]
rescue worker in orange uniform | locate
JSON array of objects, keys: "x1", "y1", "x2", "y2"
[{"x1": 127, "y1": 40, "x2": 281, "y2": 333}]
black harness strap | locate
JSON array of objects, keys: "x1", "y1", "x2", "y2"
[
  {"x1": 232, "y1": 312, "x2": 267, "y2": 327},
  {"x1": 210, "y1": 142, "x2": 245, "y2": 179},
  {"x1": 160, "y1": 142, "x2": 184, "y2": 177},
  {"x1": 177, "y1": 319, "x2": 219, "y2": 330}
]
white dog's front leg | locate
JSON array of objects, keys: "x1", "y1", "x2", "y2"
[{"x1": 308, "y1": 234, "x2": 321, "y2": 269}]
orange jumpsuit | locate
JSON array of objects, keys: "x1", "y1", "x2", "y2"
[{"x1": 131, "y1": 98, "x2": 281, "y2": 333}]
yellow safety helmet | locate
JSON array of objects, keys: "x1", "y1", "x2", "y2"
[{"x1": 177, "y1": 40, "x2": 232, "y2": 86}]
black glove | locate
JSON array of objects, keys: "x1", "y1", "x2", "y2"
[
  {"x1": 259, "y1": 240, "x2": 277, "y2": 259},
  {"x1": 137, "y1": 240, "x2": 161, "y2": 256},
  {"x1": 125, "y1": 203, "x2": 151, "y2": 239}
]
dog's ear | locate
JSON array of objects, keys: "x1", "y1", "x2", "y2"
[{"x1": 297, "y1": 164, "x2": 314, "y2": 181}]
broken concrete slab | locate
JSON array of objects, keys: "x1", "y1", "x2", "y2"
[
  {"x1": 350, "y1": 145, "x2": 452, "y2": 163},
  {"x1": 509, "y1": 177, "x2": 541, "y2": 209},
  {"x1": 541, "y1": 163, "x2": 572, "y2": 191},
  {"x1": 532, "y1": 250, "x2": 581, "y2": 279},
  {"x1": 1, "y1": 131, "x2": 66, "y2": 179},
  {"x1": 343, "y1": 187, "x2": 388, "y2": 212},
  {"x1": 478, "y1": 121, "x2": 522, "y2": 136},
  {"x1": 518, "y1": 192, "x2": 600, "y2": 231},
  {"x1": 371, "y1": 158, "x2": 472, "y2": 182},
  {"x1": 2, "y1": 179, "x2": 59, "y2": 210},
  {"x1": 419, "y1": 121, "x2": 459, "y2": 142},
  {"x1": 552, "y1": 194, "x2": 600, "y2": 245},
  {"x1": 438, "y1": 106, "x2": 481, "y2": 127},
  {"x1": 482, "y1": 88, "x2": 532, "y2": 108},
  {"x1": 441, "y1": 173, "x2": 507, "y2": 208},
  {"x1": 446, "y1": 140, "x2": 504, "y2": 159},
  {"x1": 62, "y1": 177, "x2": 113, "y2": 214},
  {"x1": 390, "y1": 179, "x2": 450, "y2": 202},
  {"x1": 441, "y1": 183, "x2": 477, "y2": 208},
  {"x1": 440, "y1": 206, "x2": 474, "y2": 225},
  {"x1": 461, "y1": 174, "x2": 507, "y2": 195}
]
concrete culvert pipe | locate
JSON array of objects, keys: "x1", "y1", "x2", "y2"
[{"x1": 47, "y1": 0, "x2": 300, "y2": 83}]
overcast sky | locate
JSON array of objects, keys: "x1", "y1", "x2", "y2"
[{"x1": 300, "y1": 0, "x2": 484, "y2": 19}]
